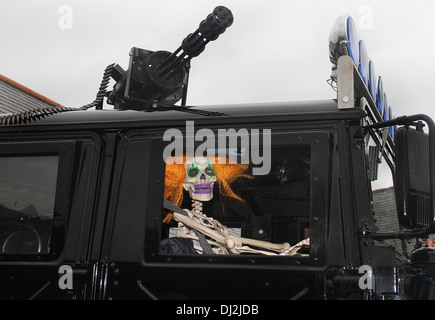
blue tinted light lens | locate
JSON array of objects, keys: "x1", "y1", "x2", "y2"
[
  {"x1": 376, "y1": 77, "x2": 384, "y2": 117},
  {"x1": 383, "y1": 93, "x2": 388, "y2": 121},
  {"x1": 346, "y1": 16, "x2": 360, "y2": 67},
  {"x1": 358, "y1": 40, "x2": 369, "y2": 86},
  {"x1": 368, "y1": 60, "x2": 376, "y2": 101}
]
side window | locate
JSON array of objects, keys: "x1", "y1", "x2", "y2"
[
  {"x1": 0, "y1": 156, "x2": 58, "y2": 254},
  {"x1": 161, "y1": 145, "x2": 311, "y2": 256},
  {"x1": 0, "y1": 141, "x2": 75, "y2": 258},
  {"x1": 146, "y1": 131, "x2": 330, "y2": 263}
]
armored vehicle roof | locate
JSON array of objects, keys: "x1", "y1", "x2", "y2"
[{"x1": 0, "y1": 99, "x2": 364, "y2": 131}]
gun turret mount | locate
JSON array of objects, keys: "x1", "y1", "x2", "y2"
[{"x1": 108, "y1": 6, "x2": 233, "y2": 110}]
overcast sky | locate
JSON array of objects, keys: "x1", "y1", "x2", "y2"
[
  {"x1": 1, "y1": 0, "x2": 434, "y2": 190},
  {"x1": 1, "y1": 0, "x2": 434, "y2": 123}
]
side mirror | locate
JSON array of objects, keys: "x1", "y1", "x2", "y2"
[
  {"x1": 394, "y1": 124, "x2": 434, "y2": 234},
  {"x1": 366, "y1": 114, "x2": 435, "y2": 240}
]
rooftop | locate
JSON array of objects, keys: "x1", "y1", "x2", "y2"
[{"x1": 0, "y1": 74, "x2": 63, "y2": 114}]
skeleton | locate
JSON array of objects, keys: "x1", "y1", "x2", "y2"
[{"x1": 172, "y1": 156, "x2": 309, "y2": 256}]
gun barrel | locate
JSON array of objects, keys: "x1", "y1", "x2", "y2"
[
  {"x1": 159, "y1": 6, "x2": 233, "y2": 78},
  {"x1": 110, "y1": 6, "x2": 234, "y2": 110}
]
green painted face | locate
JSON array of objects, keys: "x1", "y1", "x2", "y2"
[{"x1": 187, "y1": 159, "x2": 215, "y2": 178}]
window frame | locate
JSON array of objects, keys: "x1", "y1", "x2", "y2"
[
  {"x1": 144, "y1": 130, "x2": 330, "y2": 267},
  {"x1": 0, "y1": 140, "x2": 75, "y2": 261}
]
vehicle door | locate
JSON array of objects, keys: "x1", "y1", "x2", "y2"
[
  {"x1": 101, "y1": 123, "x2": 331, "y2": 300},
  {"x1": 0, "y1": 131, "x2": 102, "y2": 299}
]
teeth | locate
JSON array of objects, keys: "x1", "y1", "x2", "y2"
[{"x1": 190, "y1": 183, "x2": 214, "y2": 194}]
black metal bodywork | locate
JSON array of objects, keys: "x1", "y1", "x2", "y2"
[
  {"x1": 2, "y1": 5, "x2": 434, "y2": 301},
  {"x1": 0, "y1": 100, "x2": 408, "y2": 299}
]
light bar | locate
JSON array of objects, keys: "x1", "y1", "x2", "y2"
[{"x1": 329, "y1": 15, "x2": 396, "y2": 139}]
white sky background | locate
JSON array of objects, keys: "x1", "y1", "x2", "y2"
[
  {"x1": 1, "y1": 0, "x2": 434, "y2": 115},
  {"x1": 1, "y1": 0, "x2": 434, "y2": 189}
]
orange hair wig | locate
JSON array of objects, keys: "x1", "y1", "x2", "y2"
[{"x1": 163, "y1": 156, "x2": 252, "y2": 222}]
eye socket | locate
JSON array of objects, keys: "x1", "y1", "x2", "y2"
[
  {"x1": 187, "y1": 167, "x2": 200, "y2": 178},
  {"x1": 205, "y1": 165, "x2": 215, "y2": 177}
]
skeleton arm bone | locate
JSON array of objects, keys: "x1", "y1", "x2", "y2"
[
  {"x1": 174, "y1": 212, "x2": 227, "y2": 244},
  {"x1": 173, "y1": 211, "x2": 293, "y2": 254}
]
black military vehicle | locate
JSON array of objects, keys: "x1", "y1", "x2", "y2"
[{"x1": 0, "y1": 7, "x2": 433, "y2": 300}]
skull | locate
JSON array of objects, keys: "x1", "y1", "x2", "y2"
[{"x1": 182, "y1": 156, "x2": 217, "y2": 202}]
